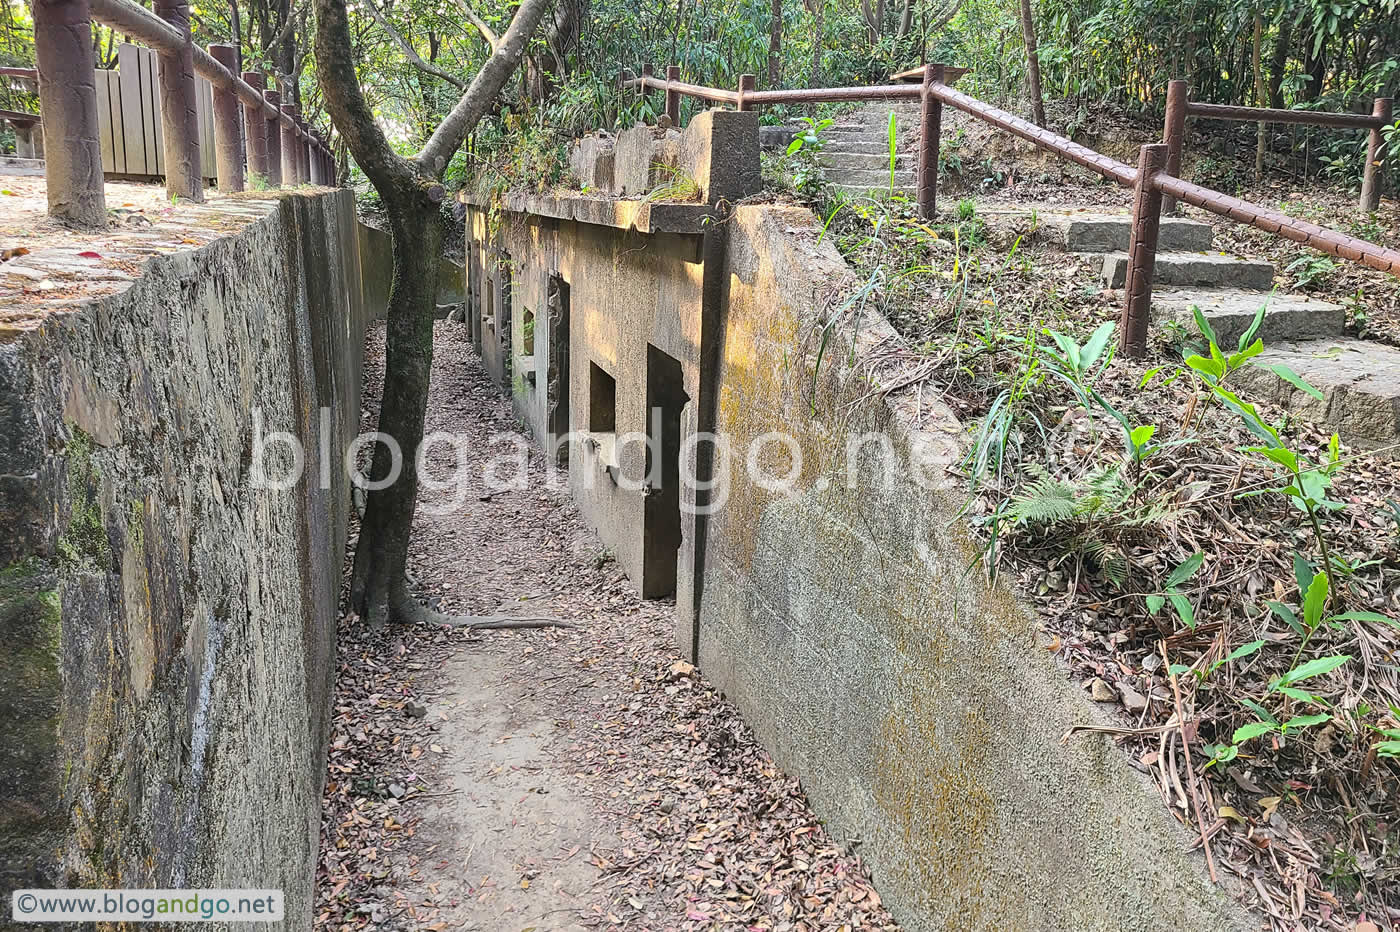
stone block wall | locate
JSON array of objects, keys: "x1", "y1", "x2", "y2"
[{"x1": 0, "y1": 190, "x2": 374, "y2": 926}]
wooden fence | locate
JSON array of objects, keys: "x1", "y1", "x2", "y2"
[{"x1": 94, "y1": 44, "x2": 217, "y2": 182}]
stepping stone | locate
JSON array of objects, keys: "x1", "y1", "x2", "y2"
[
  {"x1": 1152, "y1": 289, "x2": 1346, "y2": 347},
  {"x1": 1232, "y1": 338, "x2": 1400, "y2": 445},
  {"x1": 1101, "y1": 251, "x2": 1275, "y2": 290}
]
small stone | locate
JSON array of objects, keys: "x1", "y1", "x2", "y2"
[
  {"x1": 659, "y1": 798, "x2": 675, "y2": 814},
  {"x1": 405, "y1": 702, "x2": 427, "y2": 719},
  {"x1": 667, "y1": 660, "x2": 695, "y2": 681},
  {"x1": 1089, "y1": 677, "x2": 1115, "y2": 702},
  {"x1": 1141, "y1": 653, "x2": 1162, "y2": 673},
  {"x1": 387, "y1": 783, "x2": 405, "y2": 799}
]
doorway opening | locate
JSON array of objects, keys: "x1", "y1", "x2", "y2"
[
  {"x1": 546, "y1": 275, "x2": 571, "y2": 466},
  {"x1": 642, "y1": 345, "x2": 688, "y2": 598}
]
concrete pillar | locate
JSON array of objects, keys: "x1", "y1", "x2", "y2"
[
  {"x1": 153, "y1": 0, "x2": 202, "y2": 201},
  {"x1": 31, "y1": 0, "x2": 105, "y2": 227},
  {"x1": 207, "y1": 45, "x2": 243, "y2": 192},
  {"x1": 241, "y1": 72, "x2": 269, "y2": 186},
  {"x1": 280, "y1": 104, "x2": 300, "y2": 185},
  {"x1": 263, "y1": 89, "x2": 282, "y2": 186}
]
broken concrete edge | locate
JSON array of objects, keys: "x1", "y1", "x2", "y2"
[
  {"x1": 461, "y1": 189, "x2": 720, "y2": 234},
  {"x1": 463, "y1": 180, "x2": 1257, "y2": 928},
  {"x1": 0, "y1": 189, "x2": 377, "y2": 921}
]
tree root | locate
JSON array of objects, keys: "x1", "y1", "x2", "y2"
[{"x1": 389, "y1": 582, "x2": 576, "y2": 630}]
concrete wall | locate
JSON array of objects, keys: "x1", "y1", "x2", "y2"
[
  {"x1": 465, "y1": 205, "x2": 706, "y2": 596},
  {"x1": 0, "y1": 191, "x2": 374, "y2": 926},
  {"x1": 465, "y1": 114, "x2": 1256, "y2": 930}
]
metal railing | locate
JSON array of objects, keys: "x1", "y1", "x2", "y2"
[
  {"x1": 623, "y1": 63, "x2": 1398, "y2": 357},
  {"x1": 30, "y1": 0, "x2": 336, "y2": 229},
  {"x1": 1161, "y1": 79, "x2": 1392, "y2": 214}
]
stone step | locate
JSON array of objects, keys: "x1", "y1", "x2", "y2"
[
  {"x1": 828, "y1": 183, "x2": 919, "y2": 201},
  {"x1": 825, "y1": 167, "x2": 917, "y2": 186},
  {"x1": 1101, "y1": 251, "x2": 1275, "y2": 290},
  {"x1": 820, "y1": 140, "x2": 896, "y2": 156},
  {"x1": 1231, "y1": 338, "x2": 1400, "y2": 445},
  {"x1": 818, "y1": 151, "x2": 914, "y2": 170},
  {"x1": 979, "y1": 208, "x2": 1213, "y2": 252},
  {"x1": 1152, "y1": 289, "x2": 1345, "y2": 347}
]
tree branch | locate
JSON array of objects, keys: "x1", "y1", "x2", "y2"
[
  {"x1": 258, "y1": 0, "x2": 306, "y2": 64},
  {"x1": 460, "y1": 0, "x2": 500, "y2": 50},
  {"x1": 314, "y1": 0, "x2": 414, "y2": 195},
  {"x1": 417, "y1": 0, "x2": 550, "y2": 171},
  {"x1": 363, "y1": 0, "x2": 467, "y2": 89}
]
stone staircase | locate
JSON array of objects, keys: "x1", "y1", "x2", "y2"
[
  {"x1": 817, "y1": 102, "x2": 922, "y2": 200},
  {"x1": 813, "y1": 104, "x2": 1400, "y2": 444},
  {"x1": 1026, "y1": 207, "x2": 1400, "y2": 444}
]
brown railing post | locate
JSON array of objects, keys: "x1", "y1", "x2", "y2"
[
  {"x1": 207, "y1": 44, "x2": 243, "y2": 192},
  {"x1": 1161, "y1": 80, "x2": 1188, "y2": 215},
  {"x1": 153, "y1": 0, "x2": 203, "y2": 201},
  {"x1": 737, "y1": 73, "x2": 755, "y2": 111},
  {"x1": 665, "y1": 65, "x2": 681, "y2": 126},
  {"x1": 918, "y1": 62, "x2": 944, "y2": 220},
  {"x1": 298, "y1": 118, "x2": 312, "y2": 183},
  {"x1": 280, "y1": 103, "x2": 301, "y2": 185},
  {"x1": 640, "y1": 62, "x2": 653, "y2": 102},
  {"x1": 32, "y1": 0, "x2": 106, "y2": 228},
  {"x1": 241, "y1": 71, "x2": 269, "y2": 186},
  {"x1": 1361, "y1": 97, "x2": 1393, "y2": 213},
  {"x1": 263, "y1": 89, "x2": 283, "y2": 186},
  {"x1": 1120, "y1": 143, "x2": 1168, "y2": 357}
]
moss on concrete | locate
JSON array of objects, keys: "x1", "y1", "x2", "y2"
[{"x1": 57, "y1": 425, "x2": 111, "y2": 571}]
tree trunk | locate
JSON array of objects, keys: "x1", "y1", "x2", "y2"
[
  {"x1": 1253, "y1": 9, "x2": 1266, "y2": 180},
  {"x1": 1268, "y1": 14, "x2": 1290, "y2": 108},
  {"x1": 349, "y1": 194, "x2": 443, "y2": 626},
  {"x1": 315, "y1": 0, "x2": 550, "y2": 625},
  {"x1": 768, "y1": 0, "x2": 782, "y2": 87},
  {"x1": 809, "y1": 0, "x2": 823, "y2": 87},
  {"x1": 1018, "y1": 0, "x2": 1045, "y2": 126}
]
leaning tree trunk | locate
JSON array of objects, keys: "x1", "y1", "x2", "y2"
[
  {"x1": 1018, "y1": 0, "x2": 1045, "y2": 126},
  {"x1": 349, "y1": 190, "x2": 443, "y2": 627}
]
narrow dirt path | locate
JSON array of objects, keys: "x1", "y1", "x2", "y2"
[{"x1": 316, "y1": 320, "x2": 897, "y2": 931}]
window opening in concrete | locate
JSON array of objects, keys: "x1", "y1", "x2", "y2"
[
  {"x1": 521, "y1": 307, "x2": 536, "y2": 357},
  {"x1": 589, "y1": 362, "x2": 616, "y2": 433},
  {"x1": 547, "y1": 275, "x2": 571, "y2": 467},
  {"x1": 642, "y1": 344, "x2": 689, "y2": 598}
]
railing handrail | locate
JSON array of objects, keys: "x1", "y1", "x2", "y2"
[
  {"x1": 1186, "y1": 100, "x2": 1386, "y2": 131},
  {"x1": 623, "y1": 63, "x2": 1396, "y2": 356}
]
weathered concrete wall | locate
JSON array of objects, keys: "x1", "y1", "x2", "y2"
[
  {"x1": 698, "y1": 206, "x2": 1254, "y2": 930},
  {"x1": 464, "y1": 204, "x2": 707, "y2": 596},
  {"x1": 0, "y1": 190, "x2": 373, "y2": 926}
]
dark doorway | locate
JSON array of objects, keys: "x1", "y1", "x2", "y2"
[
  {"x1": 643, "y1": 345, "x2": 689, "y2": 598},
  {"x1": 546, "y1": 275, "x2": 571, "y2": 466}
]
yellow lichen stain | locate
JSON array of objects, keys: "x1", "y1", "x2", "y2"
[{"x1": 872, "y1": 636, "x2": 1015, "y2": 931}]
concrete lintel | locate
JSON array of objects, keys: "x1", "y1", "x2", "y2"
[{"x1": 462, "y1": 191, "x2": 715, "y2": 234}]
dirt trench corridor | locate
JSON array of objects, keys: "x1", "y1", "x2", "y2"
[{"x1": 315, "y1": 320, "x2": 896, "y2": 931}]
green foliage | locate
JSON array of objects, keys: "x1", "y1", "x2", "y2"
[
  {"x1": 1285, "y1": 255, "x2": 1338, "y2": 291},
  {"x1": 1145, "y1": 551, "x2": 1204, "y2": 630}
]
